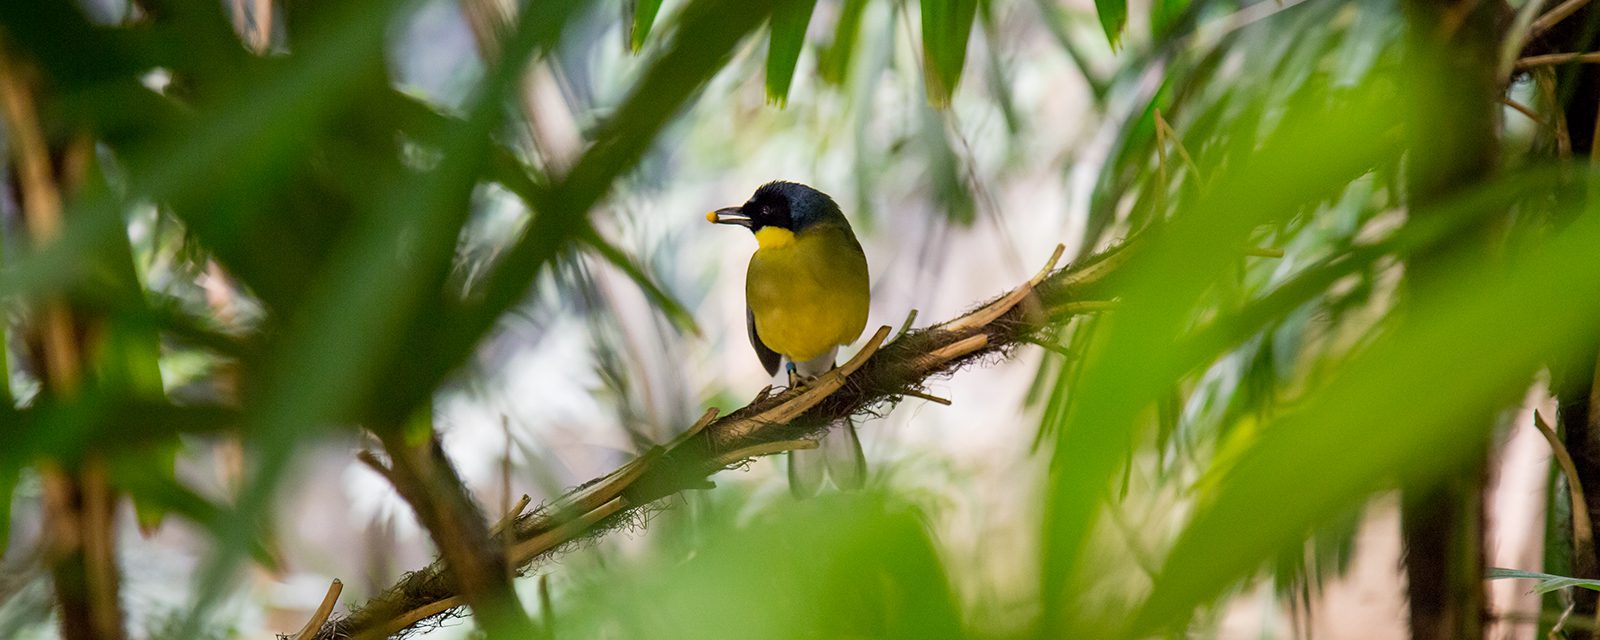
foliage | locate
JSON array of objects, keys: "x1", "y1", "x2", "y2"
[{"x1": 0, "y1": 0, "x2": 1589, "y2": 638}]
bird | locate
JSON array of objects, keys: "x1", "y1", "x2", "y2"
[{"x1": 707, "y1": 181, "x2": 870, "y2": 497}]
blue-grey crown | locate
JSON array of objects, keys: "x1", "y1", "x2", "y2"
[{"x1": 754, "y1": 181, "x2": 841, "y2": 230}]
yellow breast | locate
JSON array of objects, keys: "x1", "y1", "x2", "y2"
[{"x1": 746, "y1": 224, "x2": 870, "y2": 362}]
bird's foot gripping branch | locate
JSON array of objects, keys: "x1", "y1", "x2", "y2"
[{"x1": 301, "y1": 242, "x2": 1123, "y2": 640}]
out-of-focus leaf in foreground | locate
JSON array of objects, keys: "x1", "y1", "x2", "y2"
[
  {"x1": 1042, "y1": 66, "x2": 1409, "y2": 634},
  {"x1": 560, "y1": 491, "x2": 964, "y2": 639},
  {"x1": 920, "y1": 0, "x2": 979, "y2": 107},
  {"x1": 1093, "y1": 0, "x2": 1128, "y2": 49},
  {"x1": 1132, "y1": 168, "x2": 1600, "y2": 634},
  {"x1": 631, "y1": 0, "x2": 667, "y2": 51},
  {"x1": 766, "y1": 0, "x2": 818, "y2": 105}
]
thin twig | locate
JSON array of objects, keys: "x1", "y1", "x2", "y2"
[
  {"x1": 1155, "y1": 110, "x2": 1205, "y2": 189},
  {"x1": 291, "y1": 579, "x2": 343, "y2": 640},
  {"x1": 509, "y1": 497, "x2": 627, "y2": 565},
  {"x1": 1534, "y1": 411, "x2": 1594, "y2": 566},
  {"x1": 1515, "y1": 52, "x2": 1600, "y2": 71},
  {"x1": 897, "y1": 388, "x2": 952, "y2": 406},
  {"x1": 378, "y1": 596, "x2": 464, "y2": 640},
  {"x1": 1531, "y1": 0, "x2": 1592, "y2": 40},
  {"x1": 491, "y1": 495, "x2": 532, "y2": 537},
  {"x1": 895, "y1": 309, "x2": 920, "y2": 339},
  {"x1": 709, "y1": 440, "x2": 819, "y2": 468},
  {"x1": 1554, "y1": 600, "x2": 1576, "y2": 639},
  {"x1": 1504, "y1": 98, "x2": 1547, "y2": 127},
  {"x1": 1050, "y1": 300, "x2": 1120, "y2": 316}
]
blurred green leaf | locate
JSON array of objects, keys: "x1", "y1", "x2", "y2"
[
  {"x1": 399, "y1": 0, "x2": 784, "y2": 417},
  {"x1": 921, "y1": 106, "x2": 975, "y2": 225},
  {"x1": 561, "y1": 491, "x2": 965, "y2": 639},
  {"x1": 631, "y1": 0, "x2": 666, "y2": 52},
  {"x1": 1130, "y1": 172, "x2": 1600, "y2": 634},
  {"x1": 579, "y1": 230, "x2": 701, "y2": 336},
  {"x1": 1042, "y1": 69, "x2": 1406, "y2": 634},
  {"x1": 0, "y1": 466, "x2": 16, "y2": 557},
  {"x1": 1092, "y1": 0, "x2": 1127, "y2": 49},
  {"x1": 1488, "y1": 568, "x2": 1600, "y2": 595},
  {"x1": 1151, "y1": 0, "x2": 1189, "y2": 38},
  {"x1": 766, "y1": 0, "x2": 818, "y2": 105},
  {"x1": 817, "y1": 0, "x2": 868, "y2": 86},
  {"x1": 920, "y1": 0, "x2": 979, "y2": 107}
]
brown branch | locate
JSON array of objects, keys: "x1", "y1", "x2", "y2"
[
  {"x1": 1531, "y1": 0, "x2": 1593, "y2": 39},
  {"x1": 290, "y1": 579, "x2": 343, "y2": 640},
  {"x1": 371, "y1": 432, "x2": 536, "y2": 639},
  {"x1": 1535, "y1": 411, "x2": 1595, "y2": 577},
  {"x1": 309, "y1": 242, "x2": 1128, "y2": 640},
  {"x1": 1516, "y1": 52, "x2": 1600, "y2": 70}
]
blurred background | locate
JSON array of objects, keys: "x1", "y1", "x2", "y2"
[{"x1": 1, "y1": 0, "x2": 1598, "y2": 638}]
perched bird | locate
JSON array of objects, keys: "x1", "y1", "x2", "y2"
[{"x1": 707, "y1": 181, "x2": 870, "y2": 496}]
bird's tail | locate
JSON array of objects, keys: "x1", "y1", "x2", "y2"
[
  {"x1": 787, "y1": 351, "x2": 867, "y2": 497},
  {"x1": 788, "y1": 419, "x2": 866, "y2": 497}
]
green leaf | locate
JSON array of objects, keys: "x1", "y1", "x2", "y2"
[
  {"x1": 1488, "y1": 568, "x2": 1600, "y2": 595},
  {"x1": 1150, "y1": 0, "x2": 1188, "y2": 38},
  {"x1": 1041, "y1": 75, "x2": 1407, "y2": 634},
  {"x1": 920, "y1": 0, "x2": 979, "y2": 107},
  {"x1": 579, "y1": 229, "x2": 701, "y2": 336},
  {"x1": 1093, "y1": 0, "x2": 1127, "y2": 49},
  {"x1": 1130, "y1": 169, "x2": 1600, "y2": 633},
  {"x1": 766, "y1": 0, "x2": 819, "y2": 105},
  {"x1": 631, "y1": 0, "x2": 665, "y2": 52},
  {"x1": 560, "y1": 492, "x2": 965, "y2": 639},
  {"x1": 0, "y1": 466, "x2": 17, "y2": 558},
  {"x1": 817, "y1": 0, "x2": 868, "y2": 86},
  {"x1": 406, "y1": 0, "x2": 781, "y2": 410}
]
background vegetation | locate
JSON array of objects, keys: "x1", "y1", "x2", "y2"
[{"x1": 1, "y1": 0, "x2": 1598, "y2": 638}]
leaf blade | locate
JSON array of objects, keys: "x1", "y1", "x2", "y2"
[
  {"x1": 766, "y1": 0, "x2": 819, "y2": 104},
  {"x1": 920, "y1": 0, "x2": 979, "y2": 107}
]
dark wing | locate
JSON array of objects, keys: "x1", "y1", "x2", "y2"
[{"x1": 746, "y1": 306, "x2": 781, "y2": 376}]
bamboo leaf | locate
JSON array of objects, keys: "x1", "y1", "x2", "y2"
[
  {"x1": 1130, "y1": 173, "x2": 1600, "y2": 634},
  {"x1": 767, "y1": 0, "x2": 819, "y2": 105},
  {"x1": 920, "y1": 0, "x2": 979, "y2": 107},
  {"x1": 0, "y1": 466, "x2": 16, "y2": 557},
  {"x1": 579, "y1": 230, "x2": 701, "y2": 336},
  {"x1": 817, "y1": 0, "x2": 868, "y2": 86},
  {"x1": 1488, "y1": 568, "x2": 1600, "y2": 594},
  {"x1": 1150, "y1": 0, "x2": 1188, "y2": 38},
  {"x1": 631, "y1": 0, "x2": 665, "y2": 52},
  {"x1": 1093, "y1": 0, "x2": 1127, "y2": 49}
]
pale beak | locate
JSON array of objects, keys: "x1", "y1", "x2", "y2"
[{"x1": 707, "y1": 206, "x2": 752, "y2": 228}]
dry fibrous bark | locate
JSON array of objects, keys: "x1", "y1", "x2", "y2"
[{"x1": 296, "y1": 242, "x2": 1128, "y2": 640}]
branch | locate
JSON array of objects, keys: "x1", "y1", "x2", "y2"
[
  {"x1": 310, "y1": 242, "x2": 1128, "y2": 639},
  {"x1": 1535, "y1": 411, "x2": 1595, "y2": 577},
  {"x1": 365, "y1": 432, "x2": 536, "y2": 639}
]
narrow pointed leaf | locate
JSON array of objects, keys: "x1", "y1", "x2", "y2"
[
  {"x1": 766, "y1": 0, "x2": 818, "y2": 104},
  {"x1": 1489, "y1": 568, "x2": 1600, "y2": 595},
  {"x1": 1093, "y1": 0, "x2": 1127, "y2": 48},
  {"x1": 818, "y1": 0, "x2": 868, "y2": 86},
  {"x1": 631, "y1": 0, "x2": 665, "y2": 52},
  {"x1": 920, "y1": 0, "x2": 979, "y2": 107}
]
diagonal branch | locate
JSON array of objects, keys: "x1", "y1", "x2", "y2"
[{"x1": 306, "y1": 242, "x2": 1129, "y2": 640}]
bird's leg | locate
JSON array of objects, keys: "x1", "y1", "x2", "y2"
[{"x1": 786, "y1": 361, "x2": 800, "y2": 388}]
